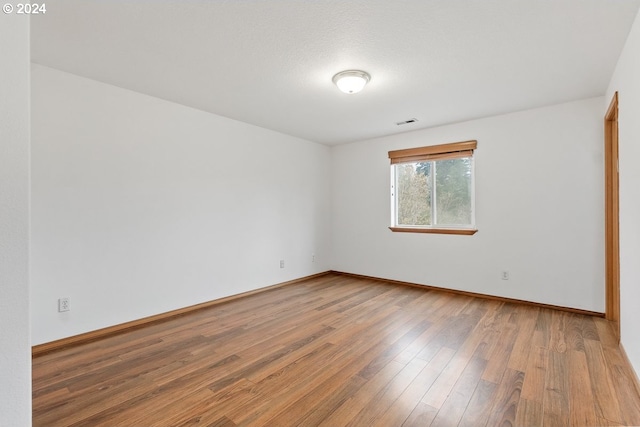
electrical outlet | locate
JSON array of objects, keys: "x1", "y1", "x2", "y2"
[
  {"x1": 280, "y1": 260, "x2": 285, "y2": 269},
  {"x1": 501, "y1": 271, "x2": 509, "y2": 280},
  {"x1": 58, "y1": 297, "x2": 70, "y2": 312},
  {"x1": 312, "y1": 254, "x2": 315, "y2": 263}
]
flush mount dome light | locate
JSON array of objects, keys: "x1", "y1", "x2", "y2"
[{"x1": 332, "y1": 70, "x2": 371, "y2": 94}]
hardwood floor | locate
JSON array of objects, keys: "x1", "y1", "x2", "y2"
[{"x1": 32, "y1": 273, "x2": 640, "y2": 426}]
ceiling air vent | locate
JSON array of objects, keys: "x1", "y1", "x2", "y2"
[{"x1": 396, "y1": 118, "x2": 418, "y2": 126}]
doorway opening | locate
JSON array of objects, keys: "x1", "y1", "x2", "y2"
[{"x1": 605, "y1": 92, "x2": 620, "y2": 340}]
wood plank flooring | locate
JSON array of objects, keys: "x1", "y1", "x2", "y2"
[{"x1": 32, "y1": 273, "x2": 640, "y2": 426}]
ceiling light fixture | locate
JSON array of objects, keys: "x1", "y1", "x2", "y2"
[{"x1": 332, "y1": 70, "x2": 371, "y2": 94}]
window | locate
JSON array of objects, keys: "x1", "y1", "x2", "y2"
[{"x1": 388, "y1": 140, "x2": 477, "y2": 235}]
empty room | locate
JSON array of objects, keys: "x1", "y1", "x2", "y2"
[{"x1": 3, "y1": 0, "x2": 640, "y2": 426}]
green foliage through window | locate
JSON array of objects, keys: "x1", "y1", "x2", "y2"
[{"x1": 393, "y1": 157, "x2": 473, "y2": 227}]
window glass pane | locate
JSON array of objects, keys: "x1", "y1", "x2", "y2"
[
  {"x1": 396, "y1": 162, "x2": 431, "y2": 226},
  {"x1": 435, "y1": 157, "x2": 472, "y2": 225}
]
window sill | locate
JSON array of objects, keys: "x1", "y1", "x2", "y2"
[{"x1": 388, "y1": 227, "x2": 478, "y2": 235}]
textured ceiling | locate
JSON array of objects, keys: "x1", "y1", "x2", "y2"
[{"x1": 31, "y1": 0, "x2": 640, "y2": 145}]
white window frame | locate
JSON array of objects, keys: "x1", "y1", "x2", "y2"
[{"x1": 388, "y1": 140, "x2": 478, "y2": 235}]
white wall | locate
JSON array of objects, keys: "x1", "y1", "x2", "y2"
[
  {"x1": 0, "y1": 13, "x2": 32, "y2": 427},
  {"x1": 31, "y1": 64, "x2": 331, "y2": 345},
  {"x1": 332, "y1": 97, "x2": 605, "y2": 312},
  {"x1": 606, "y1": 8, "x2": 640, "y2": 379}
]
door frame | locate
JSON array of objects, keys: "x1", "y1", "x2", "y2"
[{"x1": 605, "y1": 91, "x2": 620, "y2": 340}]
